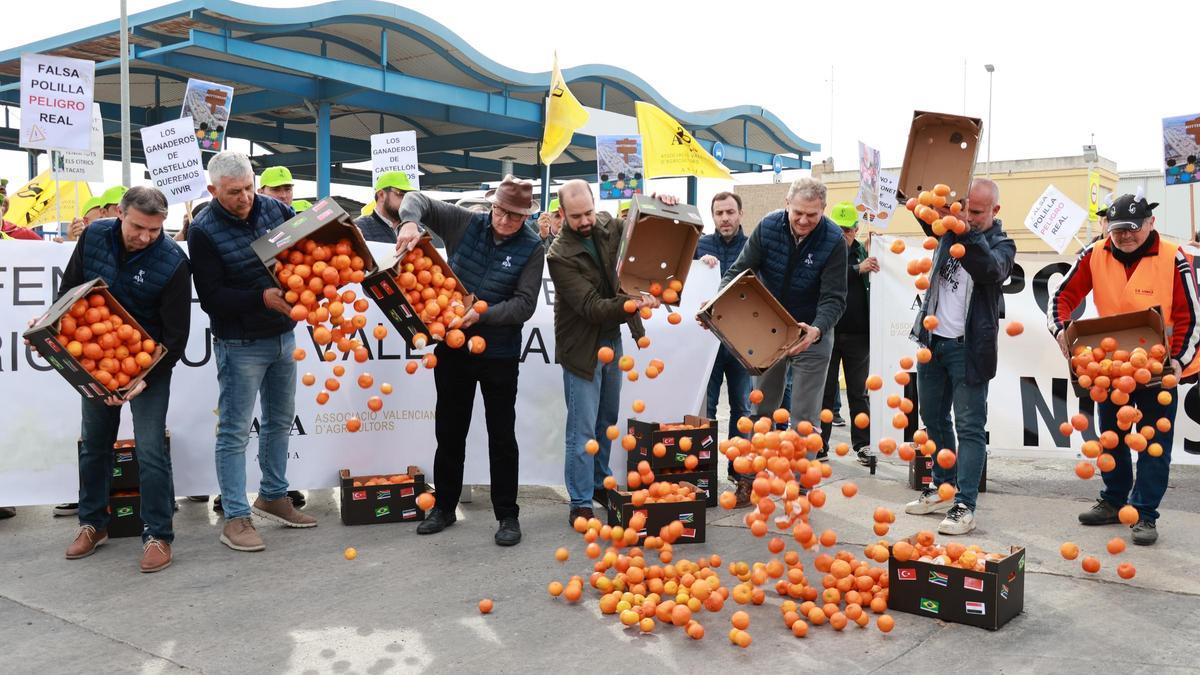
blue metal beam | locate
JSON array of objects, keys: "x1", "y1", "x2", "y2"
[{"x1": 317, "y1": 101, "x2": 331, "y2": 197}]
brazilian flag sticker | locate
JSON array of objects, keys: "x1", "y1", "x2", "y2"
[{"x1": 919, "y1": 597, "x2": 940, "y2": 614}]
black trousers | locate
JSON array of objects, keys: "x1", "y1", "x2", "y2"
[
  {"x1": 432, "y1": 344, "x2": 521, "y2": 520},
  {"x1": 821, "y1": 331, "x2": 871, "y2": 451}
]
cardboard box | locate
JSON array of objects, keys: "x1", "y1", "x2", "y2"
[
  {"x1": 627, "y1": 416, "x2": 718, "y2": 470},
  {"x1": 251, "y1": 197, "x2": 377, "y2": 284},
  {"x1": 615, "y1": 195, "x2": 704, "y2": 304},
  {"x1": 696, "y1": 270, "x2": 803, "y2": 375},
  {"x1": 888, "y1": 539, "x2": 1025, "y2": 630},
  {"x1": 908, "y1": 450, "x2": 987, "y2": 493},
  {"x1": 338, "y1": 467, "x2": 432, "y2": 526},
  {"x1": 1063, "y1": 308, "x2": 1175, "y2": 396},
  {"x1": 24, "y1": 279, "x2": 167, "y2": 399},
  {"x1": 361, "y1": 236, "x2": 476, "y2": 349},
  {"x1": 605, "y1": 483, "x2": 706, "y2": 544},
  {"x1": 647, "y1": 466, "x2": 720, "y2": 508},
  {"x1": 107, "y1": 491, "x2": 143, "y2": 538},
  {"x1": 897, "y1": 110, "x2": 983, "y2": 202}
]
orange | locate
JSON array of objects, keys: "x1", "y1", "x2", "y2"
[
  {"x1": 854, "y1": 413, "x2": 870, "y2": 429},
  {"x1": 554, "y1": 547, "x2": 569, "y2": 562},
  {"x1": 876, "y1": 614, "x2": 894, "y2": 633},
  {"x1": 637, "y1": 336, "x2": 650, "y2": 349},
  {"x1": 667, "y1": 312, "x2": 682, "y2": 325},
  {"x1": 316, "y1": 390, "x2": 330, "y2": 405},
  {"x1": 1006, "y1": 321, "x2": 1024, "y2": 336},
  {"x1": 1117, "y1": 562, "x2": 1136, "y2": 580},
  {"x1": 478, "y1": 599, "x2": 493, "y2": 614},
  {"x1": 865, "y1": 374, "x2": 883, "y2": 390},
  {"x1": 357, "y1": 373, "x2": 374, "y2": 389},
  {"x1": 749, "y1": 389, "x2": 764, "y2": 404},
  {"x1": 623, "y1": 299, "x2": 637, "y2": 313},
  {"x1": 890, "y1": 240, "x2": 906, "y2": 254},
  {"x1": 1075, "y1": 461, "x2": 1095, "y2": 480},
  {"x1": 949, "y1": 243, "x2": 966, "y2": 259},
  {"x1": 343, "y1": 547, "x2": 357, "y2": 560},
  {"x1": 1060, "y1": 542, "x2": 1079, "y2": 560},
  {"x1": 936, "y1": 449, "x2": 956, "y2": 469},
  {"x1": 1081, "y1": 556, "x2": 1100, "y2": 574},
  {"x1": 584, "y1": 439, "x2": 600, "y2": 456},
  {"x1": 345, "y1": 416, "x2": 362, "y2": 432},
  {"x1": 416, "y1": 492, "x2": 436, "y2": 510},
  {"x1": 1106, "y1": 537, "x2": 1126, "y2": 555},
  {"x1": 632, "y1": 400, "x2": 646, "y2": 414},
  {"x1": 445, "y1": 329, "x2": 466, "y2": 349},
  {"x1": 731, "y1": 610, "x2": 750, "y2": 630},
  {"x1": 367, "y1": 396, "x2": 383, "y2": 412}
]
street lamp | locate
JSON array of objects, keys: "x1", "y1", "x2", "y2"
[{"x1": 984, "y1": 64, "x2": 994, "y2": 178}]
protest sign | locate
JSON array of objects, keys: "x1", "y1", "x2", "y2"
[
  {"x1": 181, "y1": 78, "x2": 234, "y2": 152},
  {"x1": 597, "y1": 135, "x2": 644, "y2": 199},
  {"x1": 140, "y1": 117, "x2": 206, "y2": 204},
  {"x1": 370, "y1": 130, "x2": 421, "y2": 190},
  {"x1": 51, "y1": 103, "x2": 104, "y2": 183},
  {"x1": 1162, "y1": 113, "x2": 1200, "y2": 186},
  {"x1": 857, "y1": 141, "x2": 881, "y2": 212},
  {"x1": 857, "y1": 170, "x2": 899, "y2": 229},
  {"x1": 19, "y1": 53, "x2": 95, "y2": 152},
  {"x1": 1024, "y1": 184, "x2": 1086, "y2": 254}
]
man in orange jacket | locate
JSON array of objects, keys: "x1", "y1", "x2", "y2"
[{"x1": 1048, "y1": 192, "x2": 1200, "y2": 545}]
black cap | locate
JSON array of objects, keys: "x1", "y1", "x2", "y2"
[{"x1": 1106, "y1": 193, "x2": 1158, "y2": 231}]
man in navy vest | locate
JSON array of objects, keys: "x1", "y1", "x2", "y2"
[
  {"x1": 355, "y1": 171, "x2": 414, "y2": 244},
  {"x1": 720, "y1": 177, "x2": 847, "y2": 447},
  {"x1": 189, "y1": 151, "x2": 316, "y2": 553},
  {"x1": 54, "y1": 186, "x2": 190, "y2": 573},
  {"x1": 694, "y1": 191, "x2": 754, "y2": 504},
  {"x1": 395, "y1": 175, "x2": 545, "y2": 546}
]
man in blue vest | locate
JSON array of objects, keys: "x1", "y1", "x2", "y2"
[
  {"x1": 395, "y1": 175, "x2": 545, "y2": 546},
  {"x1": 54, "y1": 186, "x2": 190, "y2": 572},
  {"x1": 720, "y1": 177, "x2": 848, "y2": 447},
  {"x1": 189, "y1": 151, "x2": 316, "y2": 553},
  {"x1": 695, "y1": 191, "x2": 754, "y2": 504},
  {"x1": 355, "y1": 171, "x2": 414, "y2": 244}
]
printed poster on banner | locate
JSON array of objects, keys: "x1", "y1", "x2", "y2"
[
  {"x1": 1024, "y1": 185, "x2": 1086, "y2": 254},
  {"x1": 140, "y1": 117, "x2": 206, "y2": 204},
  {"x1": 19, "y1": 53, "x2": 95, "y2": 152},
  {"x1": 596, "y1": 135, "x2": 644, "y2": 200},
  {"x1": 51, "y1": 103, "x2": 104, "y2": 183},
  {"x1": 1162, "y1": 113, "x2": 1200, "y2": 186},
  {"x1": 857, "y1": 141, "x2": 881, "y2": 212},
  {"x1": 856, "y1": 170, "x2": 899, "y2": 229},
  {"x1": 370, "y1": 130, "x2": 421, "y2": 190},
  {"x1": 181, "y1": 78, "x2": 234, "y2": 152}
]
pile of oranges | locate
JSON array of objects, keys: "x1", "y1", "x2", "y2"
[
  {"x1": 612, "y1": 476, "x2": 700, "y2": 505},
  {"x1": 393, "y1": 246, "x2": 488, "y2": 351},
  {"x1": 904, "y1": 184, "x2": 969, "y2": 236},
  {"x1": 891, "y1": 531, "x2": 1009, "y2": 572},
  {"x1": 56, "y1": 292, "x2": 157, "y2": 391},
  {"x1": 351, "y1": 473, "x2": 417, "y2": 487},
  {"x1": 1068, "y1": 339, "x2": 1172, "y2": 404}
]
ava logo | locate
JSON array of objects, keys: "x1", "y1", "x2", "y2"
[
  {"x1": 804, "y1": 253, "x2": 815, "y2": 266},
  {"x1": 552, "y1": 84, "x2": 566, "y2": 98},
  {"x1": 672, "y1": 125, "x2": 692, "y2": 146},
  {"x1": 965, "y1": 601, "x2": 986, "y2": 615},
  {"x1": 963, "y1": 576, "x2": 984, "y2": 592},
  {"x1": 502, "y1": 255, "x2": 512, "y2": 268},
  {"x1": 133, "y1": 269, "x2": 146, "y2": 284},
  {"x1": 897, "y1": 568, "x2": 916, "y2": 581},
  {"x1": 928, "y1": 571, "x2": 949, "y2": 587},
  {"x1": 374, "y1": 506, "x2": 391, "y2": 518},
  {"x1": 919, "y1": 598, "x2": 940, "y2": 614}
]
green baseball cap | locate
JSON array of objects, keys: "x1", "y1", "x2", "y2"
[
  {"x1": 374, "y1": 171, "x2": 413, "y2": 193},
  {"x1": 292, "y1": 199, "x2": 313, "y2": 212},
  {"x1": 81, "y1": 196, "x2": 105, "y2": 215},
  {"x1": 99, "y1": 185, "x2": 127, "y2": 206},
  {"x1": 830, "y1": 201, "x2": 859, "y2": 229},
  {"x1": 619, "y1": 199, "x2": 632, "y2": 212},
  {"x1": 260, "y1": 166, "x2": 294, "y2": 188},
  {"x1": 548, "y1": 198, "x2": 560, "y2": 212}
]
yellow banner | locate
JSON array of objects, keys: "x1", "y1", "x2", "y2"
[
  {"x1": 538, "y1": 56, "x2": 589, "y2": 166},
  {"x1": 636, "y1": 102, "x2": 731, "y2": 180},
  {"x1": 1087, "y1": 169, "x2": 1101, "y2": 222},
  {"x1": 5, "y1": 170, "x2": 93, "y2": 227}
]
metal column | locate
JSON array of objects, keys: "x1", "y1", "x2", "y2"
[{"x1": 316, "y1": 101, "x2": 331, "y2": 198}]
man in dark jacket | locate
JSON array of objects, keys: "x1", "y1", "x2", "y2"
[
  {"x1": 904, "y1": 178, "x2": 1016, "y2": 536},
  {"x1": 547, "y1": 180, "x2": 664, "y2": 526},
  {"x1": 694, "y1": 191, "x2": 753, "y2": 502},
  {"x1": 821, "y1": 201, "x2": 878, "y2": 466},
  {"x1": 189, "y1": 151, "x2": 315, "y2": 553},
  {"x1": 54, "y1": 186, "x2": 190, "y2": 573},
  {"x1": 355, "y1": 171, "x2": 413, "y2": 244},
  {"x1": 395, "y1": 176, "x2": 545, "y2": 546},
  {"x1": 720, "y1": 177, "x2": 848, "y2": 452}
]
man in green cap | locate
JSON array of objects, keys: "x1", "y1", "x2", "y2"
[
  {"x1": 819, "y1": 201, "x2": 878, "y2": 466},
  {"x1": 258, "y1": 166, "x2": 294, "y2": 207},
  {"x1": 63, "y1": 196, "x2": 106, "y2": 241},
  {"x1": 618, "y1": 200, "x2": 632, "y2": 220},
  {"x1": 537, "y1": 197, "x2": 562, "y2": 243},
  {"x1": 93, "y1": 186, "x2": 128, "y2": 220},
  {"x1": 355, "y1": 171, "x2": 413, "y2": 244}
]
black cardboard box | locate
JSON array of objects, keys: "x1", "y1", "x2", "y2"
[
  {"x1": 627, "y1": 416, "x2": 717, "y2": 471},
  {"x1": 251, "y1": 197, "x2": 377, "y2": 286},
  {"x1": 77, "y1": 432, "x2": 172, "y2": 492},
  {"x1": 107, "y1": 492, "x2": 143, "y2": 538},
  {"x1": 338, "y1": 467, "x2": 432, "y2": 525},
  {"x1": 361, "y1": 236, "x2": 476, "y2": 349},
  {"x1": 696, "y1": 270, "x2": 803, "y2": 375},
  {"x1": 605, "y1": 485, "x2": 706, "y2": 544},
  {"x1": 888, "y1": 539, "x2": 1025, "y2": 630},
  {"x1": 908, "y1": 451, "x2": 987, "y2": 493}
]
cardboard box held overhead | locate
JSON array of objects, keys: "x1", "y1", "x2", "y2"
[
  {"x1": 1062, "y1": 308, "x2": 1175, "y2": 396},
  {"x1": 696, "y1": 270, "x2": 803, "y2": 375},
  {"x1": 615, "y1": 195, "x2": 704, "y2": 304},
  {"x1": 251, "y1": 197, "x2": 378, "y2": 284},
  {"x1": 897, "y1": 110, "x2": 983, "y2": 202},
  {"x1": 362, "y1": 236, "x2": 476, "y2": 349}
]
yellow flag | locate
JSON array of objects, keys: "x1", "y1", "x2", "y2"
[
  {"x1": 636, "y1": 102, "x2": 731, "y2": 180},
  {"x1": 539, "y1": 56, "x2": 589, "y2": 165},
  {"x1": 4, "y1": 171, "x2": 94, "y2": 227}
]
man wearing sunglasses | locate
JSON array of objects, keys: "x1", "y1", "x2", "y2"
[
  {"x1": 394, "y1": 175, "x2": 545, "y2": 547},
  {"x1": 1049, "y1": 191, "x2": 1200, "y2": 546}
]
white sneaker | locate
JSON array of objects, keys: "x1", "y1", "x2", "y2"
[
  {"x1": 904, "y1": 487, "x2": 952, "y2": 515},
  {"x1": 938, "y1": 504, "x2": 976, "y2": 535}
]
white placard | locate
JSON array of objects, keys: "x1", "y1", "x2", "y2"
[
  {"x1": 370, "y1": 130, "x2": 420, "y2": 190},
  {"x1": 19, "y1": 53, "x2": 95, "y2": 152},
  {"x1": 51, "y1": 103, "x2": 104, "y2": 182},
  {"x1": 857, "y1": 170, "x2": 899, "y2": 230},
  {"x1": 1024, "y1": 184, "x2": 1087, "y2": 254},
  {"x1": 140, "y1": 117, "x2": 207, "y2": 204}
]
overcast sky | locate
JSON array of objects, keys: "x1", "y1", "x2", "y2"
[{"x1": 2, "y1": 0, "x2": 1194, "y2": 213}]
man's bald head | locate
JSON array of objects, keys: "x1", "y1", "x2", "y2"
[
  {"x1": 558, "y1": 179, "x2": 598, "y2": 236},
  {"x1": 966, "y1": 178, "x2": 1001, "y2": 232}
]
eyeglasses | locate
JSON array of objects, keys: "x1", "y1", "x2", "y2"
[{"x1": 491, "y1": 205, "x2": 523, "y2": 222}]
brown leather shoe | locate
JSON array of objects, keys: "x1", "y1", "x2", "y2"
[
  {"x1": 140, "y1": 537, "x2": 172, "y2": 573},
  {"x1": 220, "y1": 516, "x2": 265, "y2": 552},
  {"x1": 569, "y1": 506, "x2": 595, "y2": 528},
  {"x1": 252, "y1": 495, "x2": 317, "y2": 528},
  {"x1": 733, "y1": 477, "x2": 754, "y2": 508},
  {"x1": 65, "y1": 525, "x2": 108, "y2": 559}
]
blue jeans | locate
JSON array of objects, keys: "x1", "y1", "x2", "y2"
[
  {"x1": 563, "y1": 337, "x2": 623, "y2": 509},
  {"x1": 1097, "y1": 386, "x2": 1176, "y2": 521},
  {"x1": 706, "y1": 345, "x2": 752, "y2": 477},
  {"x1": 213, "y1": 333, "x2": 296, "y2": 519},
  {"x1": 917, "y1": 336, "x2": 989, "y2": 512},
  {"x1": 78, "y1": 372, "x2": 174, "y2": 543}
]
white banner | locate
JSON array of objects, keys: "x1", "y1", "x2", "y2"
[
  {"x1": 140, "y1": 118, "x2": 207, "y2": 204},
  {"x1": 19, "y1": 53, "x2": 95, "y2": 153},
  {"x1": 370, "y1": 130, "x2": 420, "y2": 190},
  {"x1": 868, "y1": 234, "x2": 1200, "y2": 465},
  {"x1": 0, "y1": 242, "x2": 718, "y2": 506},
  {"x1": 1024, "y1": 184, "x2": 1087, "y2": 254},
  {"x1": 51, "y1": 103, "x2": 104, "y2": 183}
]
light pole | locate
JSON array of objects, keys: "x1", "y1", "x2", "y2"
[{"x1": 984, "y1": 64, "x2": 994, "y2": 178}]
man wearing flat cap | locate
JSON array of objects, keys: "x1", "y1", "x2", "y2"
[
  {"x1": 1049, "y1": 190, "x2": 1200, "y2": 546},
  {"x1": 357, "y1": 171, "x2": 415, "y2": 244},
  {"x1": 395, "y1": 175, "x2": 545, "y2": 547}
]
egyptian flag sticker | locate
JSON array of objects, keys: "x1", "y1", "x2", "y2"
[{"x1": 965, "y1": 601, "x2": 986, "y2": 615}]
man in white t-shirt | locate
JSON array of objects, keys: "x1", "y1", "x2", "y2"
[{"x1": 903, "y1": 178, "x2": 1016, "y2": 535}]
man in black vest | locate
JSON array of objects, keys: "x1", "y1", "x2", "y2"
[
  {"x1": 720, "y1": 177, "x2": 847, "y2": 448},
  {"x1": 189, "y1": 151, "x2": 316, "y2": 553},
  {"x1": 54, "y1": 186, "x2": 190, "y2": 572},
  {"x1": 395, "y1": 175, "x2": 545, "y2": 546},
  {"x1": 355, "y1": 171, "x2": 413, "y2": 244}
]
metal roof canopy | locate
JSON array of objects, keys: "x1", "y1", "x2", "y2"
[{"x1": 0, "y1": 0, "x2": 818, "y2": 193}]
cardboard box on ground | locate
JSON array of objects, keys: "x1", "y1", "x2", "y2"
[
  {"x1": 96, "y1": 433, "x2": 172, "y2": 538},
  {"x1": 362, "y1": 236, "x2": 477, "y2": 349},
  {"x1": 338, "y1": 467, "x2": 434, "y2": 526},
  {"x1": 605, "y1": 482, "x2": 707, "y2": 544},
  {"x1": 897, "y1": 110, "x2": 983, "y2": 203},
  {"x1": 887, "y1": 537, "x2": 1025, "y2": 630},
  {"x1": 696, "y1": 271, "x2": 804, "y2": 375},
  {"x1": 1063, "y1": 308, "x2": 1176, "y2": 397},
  {"x1": 616, "y1": 195, "x2": 704, "y2": 305}
]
